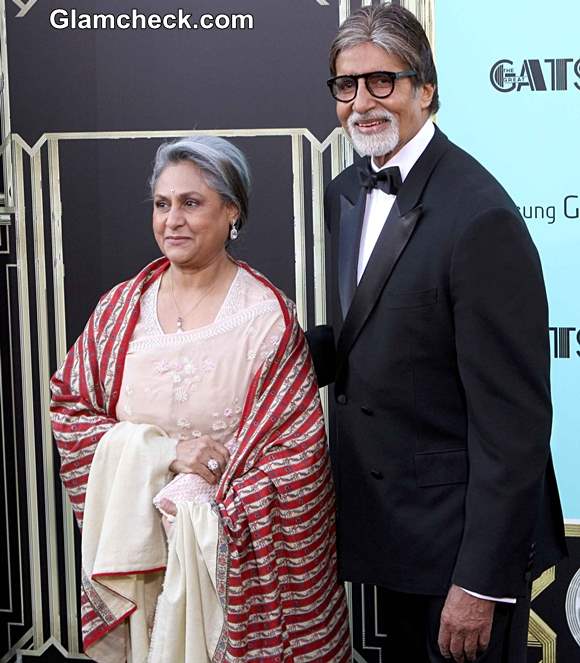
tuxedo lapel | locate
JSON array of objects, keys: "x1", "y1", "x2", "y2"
[
  {"x1": 396, "y1": 125, "x2": 450, "y2": 216},
  {"x1": 337, "y1": 202, "x2": 423, "y2": 362},
  {"x1": 338, "y1": 189, "x2": 366, "y2": 319},
  {"x1": 334, "y1": 125, "x2": 451, "y2": 363}
]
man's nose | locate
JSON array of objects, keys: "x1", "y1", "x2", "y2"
[{"x1": 352, "y1": 80, "x2": 376, "y2": 114}]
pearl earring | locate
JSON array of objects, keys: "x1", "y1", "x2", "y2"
[{"x1": 230, "y1": 220, "x2": 239, "y2": 241}]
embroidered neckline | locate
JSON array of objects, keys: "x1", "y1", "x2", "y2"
[
  {"x1": 129, "y1": 299, "x2": 280, "y2": 351},
  {"x1": 151, "y1": 266, "x2": 243, "y2": 336}
]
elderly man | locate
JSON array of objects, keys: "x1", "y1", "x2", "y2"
[{"x1": 308, "y1": 4, "x2": 566, "y2": 662}]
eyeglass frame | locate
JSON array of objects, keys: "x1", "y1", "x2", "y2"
[{"x1": 327, "y1": 70, "x2": 417, "y2": 102}]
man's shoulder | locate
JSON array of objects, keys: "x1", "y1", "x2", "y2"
[
  {"x1": 435, "y1": 134, "x2": 508, "y2": 192},
  {"x1": 429, "y1": 135, "x2": 519, "y2": 212},
  {"x1": 322, "y1": 162, "x2": 359, "y2": 227},
  {"x1": 327, "y1": 159, "x2": 363, "y2": 196}
]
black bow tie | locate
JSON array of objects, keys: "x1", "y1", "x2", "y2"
[{"x1": 357, "y1": 162, "x2": 402, "y2": 196}]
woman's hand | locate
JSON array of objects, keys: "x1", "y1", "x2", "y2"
[{"x1": 169, "y1": 435, "x2": 230, "y2": 484}]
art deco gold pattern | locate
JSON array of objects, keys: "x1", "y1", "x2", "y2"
[
  {"x1": 0, "y1": 125, "x2": 341, "y2": 660},
  {"x1": 528, "y1": 567, "x2": 558, "y2": 663},
  {"x1": 10, "y1": 0, "x2": 37, "y2": 19},
  {"x1": 0, "y1": 2, "x2": 12, "y2": 209},
  {"x1": 2, "y1": 1, "x2": 576, "y2": 661},
  {"x1": 529, "y1": 609, "x2": 557, "y2": 663}
]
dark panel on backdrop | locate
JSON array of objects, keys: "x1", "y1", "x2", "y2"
[{"x1": 7, "y1": 0, "x2": 337, "y2": 341}]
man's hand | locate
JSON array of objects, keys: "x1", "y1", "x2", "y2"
[{"x1": 438, "y1": 584, "x2": 495, "y2": 662}]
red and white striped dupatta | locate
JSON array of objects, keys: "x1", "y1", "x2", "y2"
[{"x1": 51, "y1": 258, "x2": 350, "y2": 662}]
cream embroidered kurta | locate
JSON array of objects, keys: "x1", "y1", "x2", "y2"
[
  {"x1": 117, "y1": 266, "x2": 284, "y2": 485},
  {"x1": 84, "y1": 267, "x2": 284, "y2": 663}
]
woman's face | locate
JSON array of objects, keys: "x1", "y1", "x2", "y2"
[{"x1": 152, "y1": 161, "x2": 237, "y2": 270}]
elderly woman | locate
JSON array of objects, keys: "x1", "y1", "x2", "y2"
[{"x1": 50, "y1": 137, "x2": 350, "y2": 662}]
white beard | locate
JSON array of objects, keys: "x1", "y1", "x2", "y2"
[{"x1": 346, "y1": 111, "x2": 400, "y2": 159}]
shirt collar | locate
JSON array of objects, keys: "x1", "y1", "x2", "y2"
[{"x1": 371, "y1": 119, "x2": 435, "y2": 182}]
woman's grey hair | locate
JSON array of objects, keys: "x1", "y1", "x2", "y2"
[
  {"x1": 329, "y1": 4, "x2": 440, "y2": 114},
  {"x1": 149, "y1": 136, "x2": 251, "y2": 231}
]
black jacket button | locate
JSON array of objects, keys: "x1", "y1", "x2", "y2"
[
  {"x1": 370, "y1": 469, "x2": 384, "y2": 480},
  {"x1": 336, "y1": 394, "x2": 347, "y2": 404},
  {"x1": 360, "y1": 406, "x2": 374, "y2": 416}
]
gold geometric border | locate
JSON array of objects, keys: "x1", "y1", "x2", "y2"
[
  {"x1": 11, "y1": 1, "x2": 40, "y2": 20},
  {"x1": 527, "y1": 522, "x2": 580, "y2": 663},
  {"x1": 4, "y1": 124, "x2": 351, "y2": 659},
  {"x1": 529, "y1": 609, "x2": 557, "y2": 663},
  {"x1": 6, "y1": 1, "x2": 579, "y2": 661},
  {"x1": 1, "y1": 0, "x2": 368, "y2": 655}
]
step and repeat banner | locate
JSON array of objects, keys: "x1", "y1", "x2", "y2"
[
  {"x1": 436, "y1": 0, "x2": 580, "y2": 659},
  {"x1": 0, "y1": 1, "x2": 578, "y2": 661}
]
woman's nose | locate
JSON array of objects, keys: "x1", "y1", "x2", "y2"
[{"x1": 166, "y1": 205, "x2": 184, "y2": 227}]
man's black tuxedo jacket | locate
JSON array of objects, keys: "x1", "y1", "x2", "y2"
[{"x1": 313, "y1": 126, "x2": 566, "y2": 598}]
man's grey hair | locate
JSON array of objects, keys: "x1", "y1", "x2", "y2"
[
  {"x1": 149, "y1": 136, "x2": 251, "y2": 231},
  {"x1": 329, "y1": 4, "x2": 439, "y2": 114}
]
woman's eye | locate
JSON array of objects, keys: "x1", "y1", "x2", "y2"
[
  {"x1": 155, "y1": 200, "x2": 168, "y2": 209},
  {"x1": 185, "y1": 199, "x2": 199, "y2": 207}
]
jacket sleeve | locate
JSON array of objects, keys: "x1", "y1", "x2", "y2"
[
  {"x1": 449, "y1": 207, "x2": 552, "y2": 597},
  {"x1": 303, "y1": 181, "x2": 340, "y2": 387}
]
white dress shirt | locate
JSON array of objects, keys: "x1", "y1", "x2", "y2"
[
  {"x1": 357, "y1": 119, "x2": 435, "y2": 283},
  {"x1": 356, "y1": 118, "x2": 516, "y2": 605}
]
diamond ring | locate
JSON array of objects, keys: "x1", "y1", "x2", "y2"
[{"x1": 207, "y1": 458, "x2": 220, "y2": 473}]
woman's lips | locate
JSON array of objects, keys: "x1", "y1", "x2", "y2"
[{"x1": 165, "y1": 236, "x2": 191, "y2": 246}]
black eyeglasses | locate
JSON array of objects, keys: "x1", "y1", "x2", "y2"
[{"x1": 327, "y1": 70, "x2": 417, "y2": 102}]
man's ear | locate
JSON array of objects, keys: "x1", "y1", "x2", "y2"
[{"x1": 420, "y1": 83, "x2": 435, "y2": 111}]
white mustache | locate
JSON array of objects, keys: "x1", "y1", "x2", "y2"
[{"x1": 348, "y1": 110, "x2": 394, "y2": 129}]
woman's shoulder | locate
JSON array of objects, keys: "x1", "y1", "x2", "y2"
[
  {"x1": 94, "y1": 258, "x2": 168, "y2": 323},
  {"x1": 229, "y1": 263, "x2": 294, "y2": 317}
]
